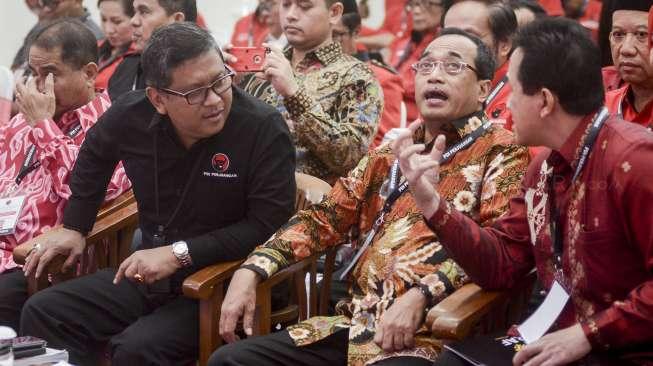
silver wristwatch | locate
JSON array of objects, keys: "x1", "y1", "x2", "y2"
[{"x1": 172, "y1": 241, "x2": 192, "y2": 267}]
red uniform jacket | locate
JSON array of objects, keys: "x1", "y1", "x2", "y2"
[
  {"x1": 605, "y1": 85, "x2": 653, "y2": 128},
  {"x1": 230, "y1": 12, "x2": 269, "y2": 47},
  {"x1": 368, "y1": 60, "x2": 404, "y2": 148}
]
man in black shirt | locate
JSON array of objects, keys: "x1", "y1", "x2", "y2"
[
  {"x1": 107, "y1": 0, "x2": 197, "y2": 100},
  {"x1": 20, "y1": 23, "x2": 296, "y2": 365}
]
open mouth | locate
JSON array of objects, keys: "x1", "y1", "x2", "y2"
[{"x1": 424, "y1": 89, "x2": 449, "y2": 102}]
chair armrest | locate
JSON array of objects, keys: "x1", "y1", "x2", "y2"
[
  {"x1": 425, "y1": 283, "x2": 503, "y2": 340},
  {"x1": 182, "y1": 260, "x2": 244, "y2": 300}
]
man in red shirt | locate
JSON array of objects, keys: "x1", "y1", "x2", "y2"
[
  {"x1": 443, "y1": 0, "x2": 518, "y2": 128},
  {"x1": 390, "y1": 0, "x2": 450, "y2": 123},
  {"x1": 0, "y1": 19, "x2": 130, "y2": 331},
  {"x1": 604, "y1": 0, "x2": 653, "y2": 129},
  {"x1": 397, "y1": 18, "x2": 653, "y2": 366},
  {"x1": 230, "y1": 0, "x2": 272, "y2": 47},
  {"x1": 334, "y1": 2, "x2": 406, "y2": 148}
]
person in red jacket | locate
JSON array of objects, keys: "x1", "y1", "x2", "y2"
[
  {"x1": 95, "y1": 0, "x2": 135, "y2": 90},
  {"x1": 230, "y1": 0, "x2": 272, "y2": 47},
  {"x1": 604, "y1": 0, "x2": 653, "y2": 128},
  {"x1": 358, "y1": 0, "x2": 414, "y2": 51},
  {"x1": 335, "y1": 2, "x2": 405, "y2": 148}
]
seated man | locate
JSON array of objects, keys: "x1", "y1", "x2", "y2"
[
  {"x1": 20, "y1": 23, "x2": 296, "y2": 365},
  {"x1": 237, "y1": 0, "x2": 382, "y2": 184},
  {"x1": 396, "y1": 18, "x2": 653, "y2": 365},
  {"x1": 604, "y1": 0, "x2": 653, "y2": 128},
  {"x1": 0, "y1": 19, "x2": 130, "y2": 332},
  {"x1": 107, "y1": 0, "x2": 197, "y2": 100},
  {"x1": 212, "y1": 28, "x2": 529, "y2": 366}
]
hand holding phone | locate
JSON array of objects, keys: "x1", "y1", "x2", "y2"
[{"x1": 228, "y1": 47, "x2": 270, "y2": 73}]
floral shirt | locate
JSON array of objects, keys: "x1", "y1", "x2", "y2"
[
  {"x1": 240, "y1": 42, "x2": 382, "y2": 184},
  {"x1": 242, "y1": 112, "x2": 529, "y2": 365},
  {"x1": 0, "y1": 92, "x2": 131, "y2": 273}
]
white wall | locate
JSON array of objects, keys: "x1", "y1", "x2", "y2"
[{"x1": 0, "y1": 0, "x2": 385, "y2": 68}]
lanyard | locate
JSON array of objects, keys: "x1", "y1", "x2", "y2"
[
  {"x1": 339, "y1": 120, "x2": 493, "y2": 280},
  {"x1": 548, "y1": 107, "x2": 609, "y2": 282},
  {"x1": 13, "y1": 122, "x2": 82, "y2": 187},
  {"x1": 485, "y1": 75, "x2": 508, "y2": 108}
]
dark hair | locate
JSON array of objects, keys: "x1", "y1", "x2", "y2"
[
  {"x1": 157, "y1": 0, "x2": 197, "y2": 22},
  {"x1": 142, "y1": 22, "x2": 222, "y2": 88},
  {"x1": 598, "y1": 0, "x2": 651, "y2": 66},
  {"x1": 514, "y1": 17, "x2": 604, "y2": 116},
  {"x1": 97, "y1": 0, "x2": 135, "y2": 17},
  {"x1": 508, "y1": 0, "x2": 547, "y2": 19},
  {"x1": 439, "y1": 27, "x2": 496, "y2": 80},
  {"x1": 28, "y1": 18, "x2": 98, "y2": 68},
  {"x1": 341, "y1": 12, "x2": 362, "y2": 34},
  {"x1": 487, "y1": 1, "x2": 518, "y2": 45}
]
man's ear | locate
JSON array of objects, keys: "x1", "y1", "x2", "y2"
[
  {"x1": 497, "y1": 39, "x2": 513, "y2": 65},
  {"x1": 477, "y1": 79, "x2": 492, "y2": 105},
  {"x1": 539, "y1": 87, "x2": 557, "y2": 119},
  {"x1": 172, "y1": 11, "x2": 185, "y2": 23},
  {"x1": 82, "y1": 62, "x2": 98, "y2": 88},
  {"x1": 146, "y1": 87, "x2": 168, "y2": 115},
  {"x1": 329, "y1": 2, "x2": 344, "y2": 27}
]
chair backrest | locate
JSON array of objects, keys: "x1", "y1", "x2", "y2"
[{"x1": 0, "y1": 67, "x2": 14, "y2": 126}]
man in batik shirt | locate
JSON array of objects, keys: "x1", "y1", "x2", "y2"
[
  {"x1": 236, "y1": 0, "x2": 382, "y2": 184},
  {"x1": 398, "y1": 19, "x2": 653, "y2": 365},
  {"x1": 211, "y1": 28, "x2": 529, "y2": 366},
  {"x1": 0, "y1": 19, "x2": 130, "y2": 331}
]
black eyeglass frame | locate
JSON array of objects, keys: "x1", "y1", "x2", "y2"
[{"x1": 159, "y1": 67, "x2": 235, "y2": 105}]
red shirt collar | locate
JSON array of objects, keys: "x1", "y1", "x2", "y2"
[{"x1": 492, "y1": 61, "x2": 509, "y2": 87}]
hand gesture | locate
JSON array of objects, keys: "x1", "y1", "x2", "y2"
[
  {"x1": 113, "y1": 245, "x2": 180, "y2": 285},
  {"x1": 15, "y1": 73, "x2": 55, "y2": 126},
  {"x1": 513, "y1": 324, "x2": 592, "y2": 366},
  {"x1": 391, "y1": 121, "x2": 446, "y2": 218},
  {"x1": 257, "y1": 43, "x2": 299, "y2": 98},
  {"x1": 23, "y1": 227, "x2": 85, "y2": 279},
  {"x1": 374, "y1": 288, "x2": 427, "y2": 352},
  {"x1": 219, "y1": 268, "x2": 260, "y2": 343}
]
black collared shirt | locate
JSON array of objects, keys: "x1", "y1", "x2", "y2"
[
  {"x1": 107, "y1": 54, "x2": 145, "y2": 101},
  {"x1": 63, "y1": 87, "x2": 296, "y2": 272}
]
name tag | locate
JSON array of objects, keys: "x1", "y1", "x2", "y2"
[
  {"x1": 517, "y1": 281, "x2": 570, "y2": 344},
  {"x1": 0, "y1": 195, "x2": 26, "y2": 235}
]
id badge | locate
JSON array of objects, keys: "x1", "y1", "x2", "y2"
[
  {"x1": 517, "y1": 280, "x2": 570, "y2": 344},
  {"x1": 0, "y1": 195, "x2": 27, "y2": 235}
]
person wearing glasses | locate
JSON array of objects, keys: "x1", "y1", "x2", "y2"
[
  {"x1": 211, "y1": 28, "x2": 528, "y2": 366},
  {"x1": 604, "y1": 0, "x2": 653, "y2": 129},
  {"x1": 20, "y1": 23, "x2": 296, "y2": 365},
  {"x1": 389, "y1": 0, "x2": 452, "y2": 124}
]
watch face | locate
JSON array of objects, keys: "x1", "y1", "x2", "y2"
[{"x1": 173, "y1": 242, "x2": 187, "y2": 255}]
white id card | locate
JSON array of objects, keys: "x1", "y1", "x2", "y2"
[
  {"x1": 517, "y1": 280, "x2": 570, "y2": 344},
  {"x1": 0, "y1": 195, "x2": 26, "y2": 235}
]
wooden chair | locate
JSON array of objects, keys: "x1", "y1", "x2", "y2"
[
  {"x1": 426, "y1": 270, "x2": 538, "y2": 341},
  {"x1": 13, "y1": 173, "x2": 334, "y2": 366}
]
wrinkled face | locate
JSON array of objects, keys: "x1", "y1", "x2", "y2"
[
  {"x1": 610, "y1": 10, "x2": 652, "y2": 86},
  {"x1": 332, "y1": 19, "x2": 356, "y2": 55},
  {"x1": 151, "y1": 50, "x2": 234, "y2": 145},
  {"x1": 407, "y1": 0, "x2": 444, "y2": 32},
  {"x1": 444, "y1": 1, "x2": 498, "y2": 61},
  {"x1": 39, "y1": 0, "x2": 81, "y2": 20},
  {"x1": 507, "y1": 48, "x2": 541, "y2": 146},
  {"x1": 280, "y1": 0, "x2": 338, "y2": 50},
  {"x1": 28, "y1": 45, "x2": 94, "y2": 119},
  {"x1": 100, "y1": 0, "x2": 133, "y2": 48},
  {"x1": 131, "y1": 0, "x2": 177, "y2": 51},
  {"x1": 415, "y1": 35, "x2": 486, "y2": 123}
]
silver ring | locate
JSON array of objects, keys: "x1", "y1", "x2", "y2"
[{"x1": 33, "y1": 243, "x2": 42, "y2": 252}]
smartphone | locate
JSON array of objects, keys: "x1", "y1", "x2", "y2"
[{"x1": 228, "y1": 47, "x2": 270, "y2": 73}]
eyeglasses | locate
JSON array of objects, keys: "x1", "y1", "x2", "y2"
[
  {"x1": 159, "y1": 68, "x2": 235, "y2": 105},
  {"x1": 38, "y1": 0, "x2": 61, "y2": 8},
  {"x1": 609, "y1": 30, "x2": 650, "y2": 46},
  {"x1": 412, "y1": 60, "x2": 478, "y2": 77},
  {"x1": 405, "y1": 0, "x2": 443, "y2": 11}
]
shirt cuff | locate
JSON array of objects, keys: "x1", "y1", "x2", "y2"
[
  {"x1": 426, "y1": 198, "x2": 454, "y2": 230},
  {"x1": 580, "y1": 318, "x2": 606, "y2": 351},
  {"x1": 239, "y1": 249, "x2": 285, "y2": 281},
  {"x1": 185, "y1": 234, "x2": 217, "y2": 269},
  {"x1": 283, "y1": 87, "x2": 314, "y2": 121},
  {"x1": 28, "y1": 118, "x2": 65, "y2": 149},
  {"x1": 62, "y1": 198, "x2": 99, "y2": 236}
]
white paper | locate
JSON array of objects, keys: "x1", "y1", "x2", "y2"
[
  {"x1": 14, "y1": 347, "x2": 68, "y2": 366},
  {"x1": 517, "y1": 281, "x2": 570, "y2": 344},
  {"x1": 0, "y1": 195, "x2": 26, "y2": 235}
]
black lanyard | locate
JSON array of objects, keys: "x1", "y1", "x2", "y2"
[
  {"x1": 14, "y1": 123, "x2": 82, "y2": 187},
  {"x1": 339, "y1": 120, "x2": 492, "y2": 280},
  {"x1": 548, "y1": 107, "x2": 609, "y2": 280},
  {"x1": 485, "y1": 75, "x2": 508, "y2": 108}
]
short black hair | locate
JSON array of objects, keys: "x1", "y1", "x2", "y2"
[
  {"x1": 508, "y1": 0, "x2": 547, "y2": 19},
  {"x1": 28, "y1": 18, "x2": 98, "y2": 69},
  {"x1": 142, "y1": 22, "x2": 222, "y2": 88},
  {"x1": 487, "y1": 1, "x2": 518, "y2": 45},
  {"x1": 438, "y1": 27, "x2": 496, "y2": 81},
  {"x1": 157, "y1": 0, "x2": 197, "y2": 22},
  {"x1": 341, "y1": 12, "x2": 362, "y2": 34},
  {"x1": 514, "y1": 17, "x2": 604, "y2": 116},
  {"x1": 97, "y1": 0, "x2": 135, "y2": 17}
]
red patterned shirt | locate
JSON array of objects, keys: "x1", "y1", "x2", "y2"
[{"x1": 0, "y1": 92, "x2": 131, "y2": 273}]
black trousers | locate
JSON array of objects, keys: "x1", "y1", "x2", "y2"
[
  {"x1": 20, "y1": 268, "x2": 198, "y2": 366},
  {"x1": 209, "y1": 328, "x2": 433, "y2": 366},
  {"x1": 0, "y1": 268, "x2": 28, "y2": 332}
]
